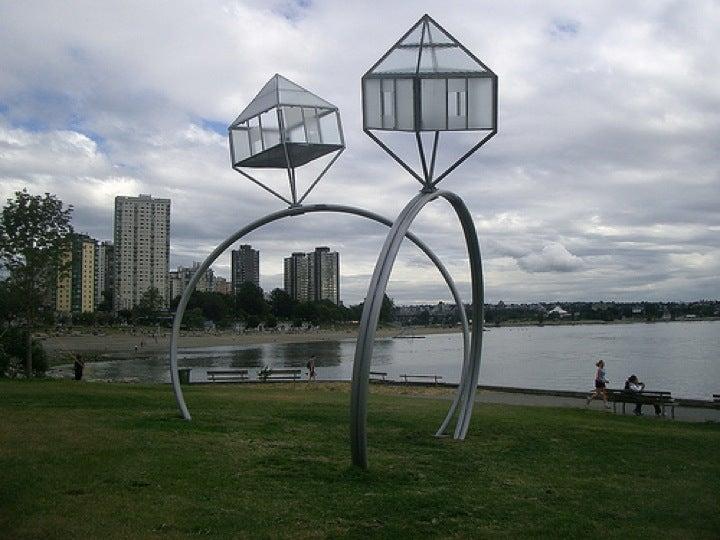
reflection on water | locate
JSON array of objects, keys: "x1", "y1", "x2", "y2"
[{"x1": 61, "y1": 321, "x2": 720, "y2": 399}]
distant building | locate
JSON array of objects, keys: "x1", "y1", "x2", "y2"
[
  {"x1": 213, "y1": 276, "x2": 232, "y2": 295},
  {"x1": 284, "y1": 247, "x2": 340, "y2": 305},
  {"x1": 284, "y1": 252, "x2": 310, "y2": 302},
  {"x1": 113, "y1": 194, "x2": 170, "y2": 311},
  {"x1": 309, "y1": 247, "x2": 340, "y2": 305},
  {"x1": 95, "y1": 241, "x2": 114, "y2": 309},
  {"x1": 56, "y1": 233, "x2": 97, "y2": 314},
  {"x1": 231, "y1": 244, "x2": 260, "y2": 295},
  {"x1": 168, "y1": 262, "x2": 214, "y2": 301}
]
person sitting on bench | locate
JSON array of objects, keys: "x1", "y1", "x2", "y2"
[{"x1": 625, "y1": 375, "x2": 661, "y2": 416}]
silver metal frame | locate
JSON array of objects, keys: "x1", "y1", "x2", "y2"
[
  {"x1": 361, "y1": 14, "x2": 498, "y2": 189},
  {"x1": 169, "y1": 204, "x2": 472, "y2": 433},
  {"x1": 350, "y1": 190, "x2": 483, "y2": 468}
]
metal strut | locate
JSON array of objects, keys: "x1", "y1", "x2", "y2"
[{"x1": 350, "y1": 189, "x2": 484, "y2": 469}]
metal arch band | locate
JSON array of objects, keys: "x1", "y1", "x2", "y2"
[
  {"x1": 350, "y1": 189, "x2": 483, "y2": 469},
  {"x1": 169, "y1": 203, "x2": 474, "y2": 443}
]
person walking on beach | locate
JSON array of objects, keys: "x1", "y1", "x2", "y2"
[
  {"x1": 73, "y1": 353, "x2": 85, "y2": 381},
  {"x1": 306, "y1": 355, "x2": 316, "y2": 382},
  {"x1": 586, "y1": 359, "x2": 610, "y2": 408}
]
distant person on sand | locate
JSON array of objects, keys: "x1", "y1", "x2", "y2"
[
  {"x1": 625, "y1": 374, "x2": 662, "y2": 416},
  {"x1": 586, "y1": 359, "x2": 610, "y2": 408},
  {"x1": 306, "y1": 355, "x2": 316, "y2": 382},
  {"x1": 73, "y1": 353, "x2": 85, "y2": 381}
]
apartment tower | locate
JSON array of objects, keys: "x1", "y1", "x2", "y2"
[
  {"x1": 310, "y1": 247, "x2": 340, "y2": 305},
  {"x1": 113, "y1": 194, "x2": 170, "y2": 311},
  {"x1": 56, "y1": 233, "x2": 97, "y2": 313},
  {"x1": 231, "y1": 244, "x2": 260, "y2": 295},
  {"x1": 283, "y1": 252, "x2": 310, "y2": 302},
  {"x1": 284, "y1": 247, "x2": 340, "y2": 305}
]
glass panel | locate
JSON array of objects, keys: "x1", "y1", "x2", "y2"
[
  {"x1": 248, "y1": 116, "x2": 263, "y2": 154},
  {"x1": 260, "y1": 109, "x2": 280, "y2": 148},
  {"x1": 282, "y1": 106, "x2": 306, "y2": 143},
  {"x1": 277, "y1": 75, "x2": 334, "y2": 109},
  {"x1": 382, "y1": 79, "x2": 395, "y2": 129},
  {"x1": 363, "y1": 79, "x2": 382, "y2": 129},
  {"x1": 303, "y1": 108, "x2": 321, "y2": 144},
  {"x1": 318, "y1": 110, "x2": 341, "y2": 145},
  {"x1": 468, "y1": 78, "x2": 493, "y2": 129},
  {"x1": 419, "y1": 46, "x2": 484, "y2": 74},
  {"x1": 421, "y1": 78, "x2": 446, "y2": 130},
  {"x1": 399, "y1": 22, "x2": 425, "y2": 46},
  {"x1": 230, "y1": 126, "x2": 251, "y2": 164},
  {"x1": 395, "y1": 78, "x2": 414, "y2": 130},
  {"x1": 425, "y1": 20, "x2": 455, "y2": 45},
  {"x1": 372, "y1": 47, "x2": 420, "y2": 74},
  {"x1": 447, "y1": 78, "x2": 467, "y2": 130}
]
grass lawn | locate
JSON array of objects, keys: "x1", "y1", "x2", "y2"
[{"x1": 1, "y1": 380, "x2": 719, "y2": 539}]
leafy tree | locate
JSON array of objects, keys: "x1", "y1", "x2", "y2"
[
  {"x1": 269, "y1": 288, "x2": 296, "y2": 319},
  {"x1": 235, "y1": 282, "x2": 267, "y2": 319},
  {"x1": 184, "y1": 307, "x2": 205, "y2": 329},
  {"x1": 379, "y1": 294, "x2": 395, "y2": 324},
  {"x1": 0, "y1": 190, "x2": 73, "y2": 377},
  {"x1": 0, "y1": 327, "x2": 48, "y2": 377},
  {"x1": 134, "y1": 287, "x2": 163, "y2": 321}
]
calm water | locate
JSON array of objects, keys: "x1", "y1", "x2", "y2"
[{"x1": 67, "y1": 321, "x2": 720, "y2": 399}]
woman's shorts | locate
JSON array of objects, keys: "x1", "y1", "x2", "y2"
[{"x1": 595, "y1": 380, "x2": 606, "y2": 389}]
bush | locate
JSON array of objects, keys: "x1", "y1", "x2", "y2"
[
  {"x1": 0, "y1": 328, "x2": 48, "y2": 376},
  {"x1": 0, "y1": 344, "x2": 10, "y2": 377}
]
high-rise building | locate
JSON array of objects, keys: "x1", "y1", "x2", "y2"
[
  {"x1": 310, "y1": 247, "x2": 340, "y2": 305},
  {"x1": 95, "y1": 241, "x2": 114, "y2": 309},
  {"x1": 283, "y1": 252, "x2": 310, "y2": 302},
  {"x1": 113, "y1": 194, "x2": 170, "y2": 312},
  {"x1": 213, "y1": 276, "x2": 232, "y2": 295},
  {"x1": 56, "y1": 233, "x2": 97, "y2": 313},
  {"x1": 168, "y1": 262, "x2": 214, "y2": 301},
  {"x1": 284, "y1": 247, "x2": 340, "y2": 305},
  {"x1": 231, "y1": 244, "x2": 260, "y2": 294}
]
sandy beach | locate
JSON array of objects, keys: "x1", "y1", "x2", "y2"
[{"x1": 40, "y1": 325, "x2": 461, "y2": 361}]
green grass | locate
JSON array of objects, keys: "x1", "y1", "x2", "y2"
[{"x1": 1, "y1": 380, "x2": 719, "y2": 539}]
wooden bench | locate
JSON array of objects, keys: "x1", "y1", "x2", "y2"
[
  {"x1": 607, "y1": 389, "x2": 676, "y2": 419},
  {"x1": 258, "y1": 368, "x2": 302, "y2": 382},
  {"x1": 207, "y1": 369, "x2": 249, "y2": 383},
  {"x1": 369, "y1": 371, "x2": 388, "y2": 382},
  {"x1": 400, "y1": 374, "x2": 443, "y2": 385}
]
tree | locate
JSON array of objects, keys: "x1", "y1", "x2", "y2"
[
  {"x1": 134, "y1": 287, "x2": 163, "y2": 321},
  {"x1": 0, "y1": 190, "x2": 73, "y2": 377},
  {"x1": 235, "y1": 282, "x2": 267, "y2": 319},
  {"x1": 379, "y1": 294, "x2": 395, "y2": 324},
  {"x1": 269, "y1": 288, "x2": 296, "y2": 319}
]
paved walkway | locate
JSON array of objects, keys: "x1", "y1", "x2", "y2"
[{"x1": 475, "y1": 389, "x2": 720, "y2": 423}]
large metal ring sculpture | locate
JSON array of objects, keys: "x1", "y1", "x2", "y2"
[{"x1": 169, "y1": 14, "x2": 498, "y2": 470}]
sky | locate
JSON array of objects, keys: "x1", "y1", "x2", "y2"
[{"x1": 1, "y1": 0, "x2": 718, "y2": 305}]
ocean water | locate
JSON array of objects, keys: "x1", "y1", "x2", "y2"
[{"x1": 72, "y1": 320, "x2": 719, "y2": 399}]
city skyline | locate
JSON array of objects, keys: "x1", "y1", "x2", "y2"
[{"x1": 1, "y1": 2, "x2": 718, "y2": 304}]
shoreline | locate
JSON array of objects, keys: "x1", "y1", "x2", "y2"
[{"x1": 39, "y1": 317, "x2": 719, "y2": 362}]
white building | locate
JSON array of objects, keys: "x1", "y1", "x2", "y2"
[{"x1": 113, "y1": 194, "x2": 170, "y2": 312}]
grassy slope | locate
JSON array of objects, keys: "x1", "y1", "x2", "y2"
[{"x1": 0, "y1": 380, "x2": 718, "y2": 539}]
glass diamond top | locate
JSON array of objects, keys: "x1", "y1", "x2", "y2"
[
  {"x1": 368, "y1": 15, "x2": 490, "y2": 76},
  {"x1": 230, "y1": 74, "x2": 337, "y2": 127}
]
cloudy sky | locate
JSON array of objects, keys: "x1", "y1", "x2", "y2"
[{"x1": 1, "y1": 0, "x2": 718, "y2": 304}]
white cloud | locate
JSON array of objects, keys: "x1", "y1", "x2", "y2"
[
  {"x1": 517, "y1": 243, "x2": 585, "y2": 273},
  {"x1": 0, "y1": 0, "x2": 719, "y2": 303}
]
